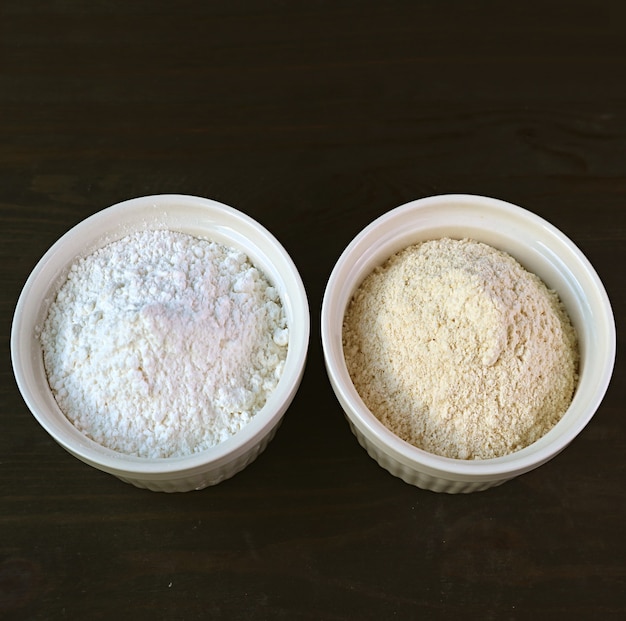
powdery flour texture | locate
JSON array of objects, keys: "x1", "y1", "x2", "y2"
[
  {"x1": 39, "y1": 230, "x2": 288, "y2": 458},
  {"x1": 342, "y1": 238, "x2": 579, "y2": 460}
]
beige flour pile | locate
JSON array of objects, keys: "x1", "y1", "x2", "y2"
[{"x1": 342, "y1": 238, "x2": 579, "y2": 460}]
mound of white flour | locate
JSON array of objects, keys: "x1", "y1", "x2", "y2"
[
  {"x1": 343, "y1": 238, "x2": 579, "y2": 460},
  {"x1": 39, "y1": 230, "x2": 289, "y2": 459}
]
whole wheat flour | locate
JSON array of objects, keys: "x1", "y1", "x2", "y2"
[
  {"x1": 39, "y1": 229, "x2": 289, "y2": 459},
  {"x1": 342, "y1": 238, "x2": 579, "y2": 460}
]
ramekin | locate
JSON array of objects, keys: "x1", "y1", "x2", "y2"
[
  {"x1": 12, "y1": 194, "x2": 310, "y2": 492},
  {"x1": 321, "y1": 194, "x2": 615, "y2": 493}
]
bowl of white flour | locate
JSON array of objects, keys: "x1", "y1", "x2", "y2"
[
  {"x1": 321, "y1": 194, "x2": 615, "y2": 493},
  {"x1": 12, "y1": 195, "x2": 310, "y2": 492}
]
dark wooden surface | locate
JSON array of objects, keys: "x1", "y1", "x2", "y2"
[{"x1": 1, "y1": 2, "x2": 625, "y2": 619}]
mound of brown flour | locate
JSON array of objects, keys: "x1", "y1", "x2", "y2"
[{"x1": 342, "y1": 238, "x2": 579, "y2": 460}]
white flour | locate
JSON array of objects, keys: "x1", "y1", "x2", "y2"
[
  {"x1": 343, "y1": 238, "x2": 579, "y2": 460},
  {"x1": 39, "y1": 229, "x2": 288, "y2": 458}
]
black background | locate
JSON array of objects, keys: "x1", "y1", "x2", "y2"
[{"x1": 1, "y1": 1, "x2": 624, "y2": 619}]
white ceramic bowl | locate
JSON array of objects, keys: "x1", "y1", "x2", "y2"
[
  {"x1": 11, "y1": 194, "x2": 310, "y2": 492},
  {"x1": 321, "y1": 194, "x2": 615, "y2": 493}
]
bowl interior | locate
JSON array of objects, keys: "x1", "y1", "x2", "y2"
[
  {"x1": 322, "y1": 194, "x2": 615, "y2": 479},
  {"x1": 12, "y1": 195, "x2": 310, "y2": 477}
]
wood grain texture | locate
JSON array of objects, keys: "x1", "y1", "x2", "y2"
[{"x1": 1, "y1": 1, "x2": 625, "y2": 619}]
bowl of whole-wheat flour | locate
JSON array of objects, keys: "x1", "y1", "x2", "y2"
[
  {"x1": 321, "y1": 194, "x2": 615, "y2": 493},
  {"x1": 12, "y1": 195, "x2": 309, "y2": 492}
]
